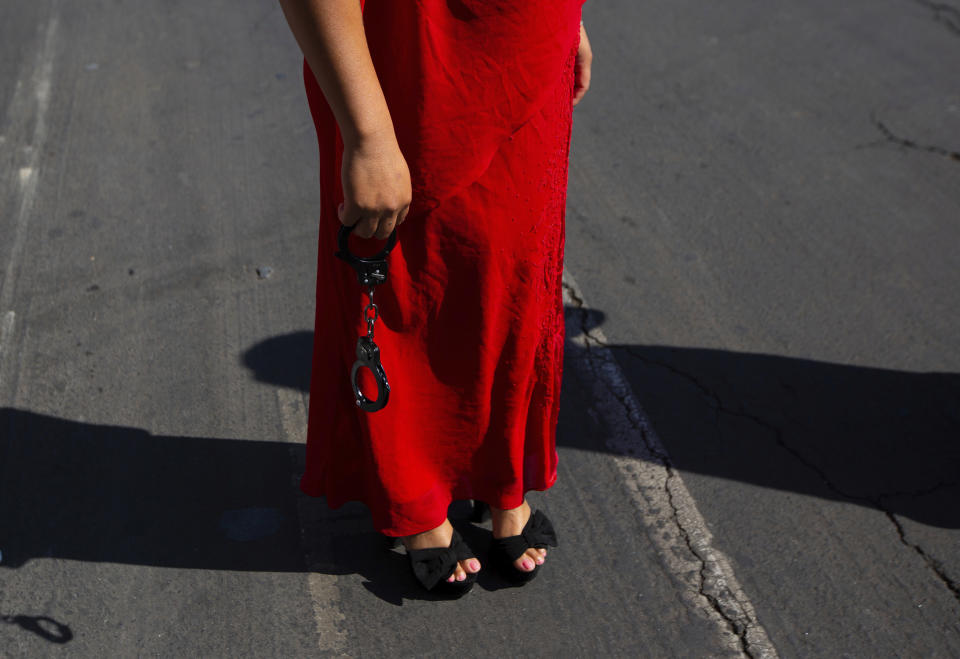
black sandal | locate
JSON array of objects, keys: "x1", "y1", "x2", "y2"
[
  {"x1": 405, "y1": 528, "x2": 478, "y2": 597},
  {"x1": 490, "y1": 509, "x2": 558, "y2": 584}
]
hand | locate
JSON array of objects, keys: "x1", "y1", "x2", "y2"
[
  {"x1": 339, "y1": 129, "x2": 412, "y2": 240},
  {"x1": 573, "y1": 22, "x2": 592, "y2": 107}
]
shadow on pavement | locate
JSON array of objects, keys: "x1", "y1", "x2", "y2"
[
  {"x1": 2, "y1": 305, "x2": 957, "y2": 607},
  {"x1": 603, "y1": 341, "x2": 960, "y2": 529},
  {"x1": 242, "y1": 306, "x2": 960, "y2": 530},
  {"x1": 0, "y1": 409, "x2": 514, "y2": 605},
  {"x1": 0, "y1": 407, "x2": 307, "y2": 573},
  {"x1": 0, "y1": 615, "x2": 73, "y2": 644},
  {"x1": 243, "y1": 332, "x2": 313, "y2": 394}
]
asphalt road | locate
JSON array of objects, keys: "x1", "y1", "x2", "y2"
[{"x1": 1, "y1": 0, "x2": 958, "y2": 657}]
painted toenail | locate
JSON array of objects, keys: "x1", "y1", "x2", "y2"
[
  {"x1": 469, "y1": 560, "x2": 480, "y2": 571},
  {"x1": 536, "y1": 557, "x2": 544, "y2": 565},
  {"x1": 522, "y1": 559, "x2": 534, "y2": 570},
  {"x1": 457, "y1": 573, "x2": 466, "y2": 581}
]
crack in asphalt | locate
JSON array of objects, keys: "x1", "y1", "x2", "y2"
[
  {"x1": 914, "y1": 0, "x2": 960, "y2": 35},
  {"x1": 613, "y1": 345, "x2": 960, "y2": 605},
  {"x1": 563, "y1": 283, "x2": 762, "y2": 658},
  {"x1": 664, "y1": 467, "x2": 756, "y2": 657},
  {"x1": 871, "y1": 114, "x2": 960, "y2": 162},
  {"x1": 883, "y1": 510, "x2": 960, "y2": 600}
]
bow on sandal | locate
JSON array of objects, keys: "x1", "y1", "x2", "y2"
[
  {"x1": 490, "y1": 509, "x2": 558, "y2": 584},
  {"x1": 406, "y1": 529, "x2": 478, "y2": 597}
]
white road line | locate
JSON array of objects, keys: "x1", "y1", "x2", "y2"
[
  {"x1": 0, "y1": 311, "x2": 16, "y2": 390},
  {"x1": 562, "y1": 270, "x2": 778, "y2": 659},
  {"x1": 0, "y1": 11, "x2": 58, "y2": 314},
  {"x1": 276, "y1": 386, "x2": 348, "y2": 656}
]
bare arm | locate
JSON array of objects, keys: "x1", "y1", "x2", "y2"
[
  {"x1": 278, "y1": 0, "x2": 390, "y2": 145},
  {"x1": 278, "y1": 0, "x2": 411, "y2": 239}
]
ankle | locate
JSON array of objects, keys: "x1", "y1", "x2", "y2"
[
  {"x1": 490, "y1": 500, "x2": 531, "y2": 538},
  {"x1": 401, "y1": 518, "x2": 453, "y2": 550},
  {"x1": 490, "y1": 499, "x2": 528, "y2": 515}
]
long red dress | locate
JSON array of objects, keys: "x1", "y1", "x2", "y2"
[{"x1": 300, "y1": 0, "x2": 585, "y2": 537}]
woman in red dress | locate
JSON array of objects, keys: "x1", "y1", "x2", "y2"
[{"x1": 278, "y1": 0, "x2": 592, "y2": 596}]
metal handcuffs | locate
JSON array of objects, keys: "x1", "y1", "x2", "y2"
[{"x1": 335, "y1": 223, "x2": 398, "y2": 412}]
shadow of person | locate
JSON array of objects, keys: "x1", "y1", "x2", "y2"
[
  {"x1": 0, "y1": 408, "x2": 307, "y2": 572},
  {"x1": 243, "y1": 302, "x2": 960, "y2": 532},
  {"x1": 241, "y1": 330, "x2": 313, "y2": 392},
  {"x1": 560, "y1": 304, "x2": 960, "y2": 530},
  {"x1": 606, "y1": 343, "x2": 960, "y2": 527},
  {"x1": 0, "y1": 408, "x2": 506, "y2": 605}
]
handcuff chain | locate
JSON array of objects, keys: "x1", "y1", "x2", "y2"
[{"x1": 363, "y1": 285, "x2": 378, "y2": 338}]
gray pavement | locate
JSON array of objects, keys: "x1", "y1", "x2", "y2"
[{"x1": 1, "y1": 0, "x2": 958, "y2": 656}]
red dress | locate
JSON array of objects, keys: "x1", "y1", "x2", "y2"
[{"x1": 301, "y1": 0, "x2": 585, "y2": 537}]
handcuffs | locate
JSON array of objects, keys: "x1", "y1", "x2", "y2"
[{"x1": 335, "y1": 223, "x2": 398, "y2": 412}]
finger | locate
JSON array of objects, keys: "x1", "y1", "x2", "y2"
[
  {"x1": 374, "y1": 212, "x2": 397, "y2": 241},
  {"x1": 573, "y1": 63, "x2": 591, "y2": 106},
  {"x1": 338, "y1": 201, "x2": 361, "y2": 228},
  {"x1": 396, "y1": 205, "x2": 410, "y2": 227},
  {"x1": 352, "y1": 215, "x2": 378, "y2": 239},
  {"x1": 573, "y1": 80, "x2": 590, "y2": 106}
]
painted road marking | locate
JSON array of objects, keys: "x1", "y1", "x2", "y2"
[
  {"x1": 562, "y1": 270, "x2": 777, "y2": 658},
  {"x1": 0, "y1": 11, "x2": 59, "y2": 401},
  {"x1": 276, "y1": 386, "x2": 348, "y2": 656},
  {"x1": 0, "y1": 311, "x2": 15, "y2": 391},
  {"x1": 0, "y1": 12, "x2": 58, "y2": 315}
]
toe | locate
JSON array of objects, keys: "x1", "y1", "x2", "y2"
[
  {"x1": 464, "y1": 558, "x2": 481, "y2": 574},
  {"x1": 447, "y1": 563, "x2": 466, "y2": 583},
  {"x1": 514, "y1": 552, "x2": 537, "y2": 572}
]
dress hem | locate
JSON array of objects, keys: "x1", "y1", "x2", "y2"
[{"x1": 299, "y1": 472, "x2": 558, "y2": 537}]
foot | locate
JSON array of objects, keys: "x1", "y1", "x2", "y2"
[
  {"x1": 401, "y1": 518, "x2": 481, "y2": 584},
  {"x1": 490, "y1": 500, "x2": 547, "y2": 574}
]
